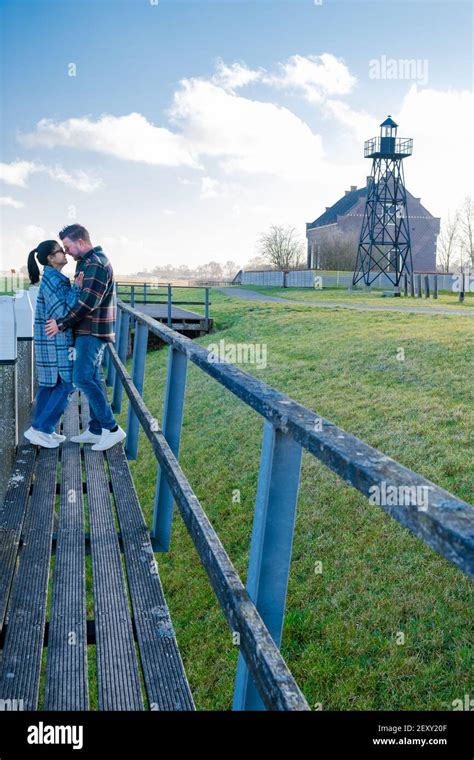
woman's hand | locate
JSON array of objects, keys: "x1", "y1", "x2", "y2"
[{"x1": 75, "y1": 272, "x2": 84, "y2": 288}]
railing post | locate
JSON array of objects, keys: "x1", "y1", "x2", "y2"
[
  {"x1": 433, "y1": 274, "x2": 438, "y2": 299},
  {"x1": 111, "y1": 310, "x2": 130, "y2": 413},
  {"x1": 13, "y1": 291, "x2": 34, "y2": 439},
  {"x1": 150, "y1": 347, "x2": 188, "y2": 551},
  {"x1": 130, "y1": 285, "x2": 135, "y2": 308},
  {"x1": 424, "y1": 275, "x2": 430, "y2": 298},
  {"x1": 233, "y1": 420, "x2": 303, "y2": 711},
  {"x1": 167, "y1": 284, "x2": 172, "y2": 327},
  {"x1": 143, "y1": 282, "x2": 147, "y2": 304},
  {"x1": 125, "y1": 322, "x2": 148, "y2": 460},
  {"x1": 0, "y1": 297, "x2": 18, "y2": 506},
  {"x1": 410, "y1": 272, "x2": 415, "y2": 298},
  {"x1": 403, "y1": 273, "x2": 408, "y2": 297},
  {"x1": 106, "y1": 307, "x2": 121, "y2": 388},
  {"x1": 204, "y1": 287, "x2": 209, "y2": 331},
  {"x1": 416, "y1": 273, "x2": 422, "y2": 298},
  {"x1": 28, "y1": 286, "x2": 39, "y2": 397}
]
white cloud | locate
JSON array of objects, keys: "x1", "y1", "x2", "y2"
[
  {"x1": 19, "y1": 113, "x2": 201, "y2": 169},
  {"x1": 0, "y1": 159, "x2": 102, "y2": 193},
  {"x1": 212, "y1": 59, "x2": 263, "y2": 91},
  {"x1": 44, "y1": 165, "x2": 103, "y2": 192},
  {"x1": 264, "y1": 53, "x2": 357, "y2": 103},
  {"x1": 168, "y1": 78, "x2": 326, "y2": 180},
  {"x1": 0, "y1": 196, "x2": 24, "y2": 208},
  {"x1": 0, "y1": 160, "x2": 38, "y2": 187}
]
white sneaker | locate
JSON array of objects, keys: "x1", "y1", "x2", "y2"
[
  {"x1": 69, "y1": 429, "x2": 102, "y2": 444},
  {"x1": 24, "y1": 427, "x2": 59, "y2": 448},
  {"x1": 50, "y1": 432, "x2": 67, "y2": 443},
  {"x1": 91, "y1": 426, "x2": 126, "y2": 451}
]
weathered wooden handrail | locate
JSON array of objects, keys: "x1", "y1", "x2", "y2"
[{"x1": 109, "y1": 298, "x2": 473, "y2": 711}]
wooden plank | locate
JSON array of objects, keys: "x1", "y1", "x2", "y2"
[
  {"x1": 80, "y1": 394, "x2": 144, "y2": 711},
  {"x1": 0, "y1": 445, "x2": 58, "y2": 709},
  {"x1": 106, "y1": 443, "x2": 195, "y2": 710},
  {"x1": 0, "y1": 444, "x2": 37, "y2": 633},
  {"x1": 44, "y1": 392, "x2": 89, "y2": 710}
]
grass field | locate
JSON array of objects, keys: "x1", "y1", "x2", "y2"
[
  {"x1": 93, "y1": 288, "x2": 474, "y2": 711},
  {"x1": 231, "y1": 284, "x2": 474, "y2": 310}
]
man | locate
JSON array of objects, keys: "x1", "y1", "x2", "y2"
[{"x1": 45, "y1": 224, "x2": 126, "y2": 451}]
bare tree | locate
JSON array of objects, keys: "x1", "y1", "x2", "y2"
[
  {"x1": 244, "y1": 255, "x2": 268, "y2": 271},
  {"x1": 458, "y1": 195, "x2": 474, "y2": 270},
  {"x1": 436, "y1": 212, "x2": 460, "y2": 272},
  {"x1": 222, "y1": 260, "x2": 240, "y2": 279},
  {"x1": 258, "y1": 225, "x2": 304, "y2": 270},
  {"x1": 311, "y1": 228, "x2": 358, "y2": 270}
]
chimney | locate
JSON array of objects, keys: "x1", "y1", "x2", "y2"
[
  {"x1": 366, "y1": 176, "x2": 373, "y2": 187},
  {"x1": 350, "y1": 185, "x2": 357, "y2": 192},
  {"x1": 344, "y1": 190, "x2": 350, "y2": 196}
]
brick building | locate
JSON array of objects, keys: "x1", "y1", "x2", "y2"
[{"x1": 306, "y1": 179, "x2": 440, "y2": 272}]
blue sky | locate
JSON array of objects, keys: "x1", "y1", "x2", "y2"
[{"x1": 1, "y1": 0, "x2": 473, "y2": 274}]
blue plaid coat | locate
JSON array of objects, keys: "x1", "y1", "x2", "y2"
[{"x1": 34, "y1": 266, "x2": 81, "y2": 386}]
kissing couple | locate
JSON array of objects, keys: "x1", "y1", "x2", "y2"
[{"x1": 24, "y1": 223, "x2": 126, "y2": 451}]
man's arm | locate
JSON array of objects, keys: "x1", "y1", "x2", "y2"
[{"x1": 55, "y1": 260, "x2": 109, "y2": 331}]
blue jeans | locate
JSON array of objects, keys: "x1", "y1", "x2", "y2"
[
  {"x1": 73, "y1": 335, "x2": 117, "y2": 435},
  {"x1": 31, "y1": 376, "x2": 75, "y2": 434}
]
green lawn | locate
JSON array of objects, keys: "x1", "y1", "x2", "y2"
[
  {"x1": 107, "y1": 288, "x2": 473, "y2": 711},
  {"x1": 233, "y1": 284, "x2": 474, "y2": 310}
]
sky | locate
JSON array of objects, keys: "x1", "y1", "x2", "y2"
[{"x1": 1, "y1": 0, "x2": 473, "y2": 276}]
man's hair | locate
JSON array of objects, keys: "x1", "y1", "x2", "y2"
[{"x1": 59, "y1": 224, "x2": 91, "y2": 244}]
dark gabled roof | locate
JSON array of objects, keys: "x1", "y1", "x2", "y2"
[
  {"x1": 380, "y1": 115, "x2": 398, "y2": 128},
  {"x1": 307, "y1": 186, "x2": 367, "y2": 229}
]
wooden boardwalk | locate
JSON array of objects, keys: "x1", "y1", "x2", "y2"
[
  {"x1": 130, "y1": 303, "x2": 213, "y2": 334},
  {"x1": 0, "y1": 390, "x2": 194, "y2": 711}
]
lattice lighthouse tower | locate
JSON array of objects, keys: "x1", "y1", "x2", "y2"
[{"x1": 353, "y1": 116, "x2": 413, "y2": 287}]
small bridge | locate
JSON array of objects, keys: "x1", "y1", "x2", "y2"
[
  {"x1": 115, "y1": 282, "x2": 213, "y2": 336},
  {"x1": 0, "y1": 288, "x2": 472, "y2": 711}
]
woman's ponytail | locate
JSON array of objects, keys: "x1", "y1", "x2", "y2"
[
  {"x1": 27, "y1": 240, "x2": 58, "y2": 284},
  {"x1": 27, "y1": 249, "x2": 40, "y2": 284}
]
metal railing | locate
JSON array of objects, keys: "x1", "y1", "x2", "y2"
[
  {"x1": 103, "y1": 297, "x2": 474, "y2": 710},
  {"x1": 364, "y1": 136, "x2": 413, "y2": 158},
  {"x1": 115, "y1": 282, "x2": 211, "y2": 330}
]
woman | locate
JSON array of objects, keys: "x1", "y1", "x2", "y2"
[{"x1": 24, "y1": 240, "x2": 83, "y2": 448}]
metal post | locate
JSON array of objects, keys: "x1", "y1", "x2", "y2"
[
  {"x1": 403, "y1": 273, "x2": 408, "y2": 297},
  {"x1": 424, "y1": 275, "x2": 430, "y2": 298},
  {"x1": 410, "y1": 272, "x2": 415, "y2": 298},
  {"x1": 459, "y1": 273, "x2": 465, "y2": 303},
  {"x1": 150, "y1": 347, "x2": 188, "y2": 551},
  {"x1": 0, "y1": 297, "x2": 18, "y2": 506},
  {"x1": 125, "y1": 322, "x2": 148, "y2": 460},
  {"x1": 433, "y1": 274, "x2": 438, "y2": 299},
  {"x1": 28, "y1": 286, "x2": 40, "y2": 397},
  {"x1": 143, "y1": 282, "x2": 147, "y2": 304},
  {"x1": 416, "y1": 273, "x2": 422, "y2": 298},
  {"x1": 130, "y1": 285, "x2": 135, "y2": 308},
  {"x1": 204, "y1": 288, "x2": 209, "y2": 331},
  {"x1": 233, "y1": 420, "x2": 303, "y2": 711},
  {"x1": 111, "y1": 311, "x2": 130, "y2": 413},
  {"x1": 14, "y1": 292, "x2": 34, "y2": 438},
  {"x1": 106, "y1": 307, "x2": 121, "y2": 388},
  {"x1": 167, "y1": 284, "x2": 172, "y2": 327}
]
